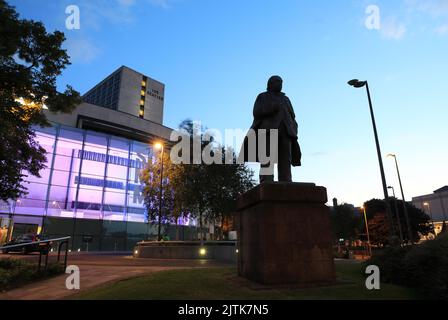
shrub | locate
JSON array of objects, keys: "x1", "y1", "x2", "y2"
[
  {"x1": 364, "y1": 234, "x2": 448, "y2": 299},
  {"x1": 0, "y1": 258, "x2": 26, "y2": 269},
  {"x1": 0, "y1": 258, "x2": 65, "y2": 291}
]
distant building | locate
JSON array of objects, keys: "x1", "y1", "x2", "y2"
[
  {"x1": 412, "y1": 186, "x2": 448, "y2": 236},
  {"x1": 82, "y1": 65, "x2": 165, "y2": 124}
]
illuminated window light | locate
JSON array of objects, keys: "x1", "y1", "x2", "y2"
[
  {"x1": 199, "y1": 248, "x2": 206, "y2": 256},
  {"x1": 141, "y1": 80, "x2": 146, "y2": 87},
  {"x1": 140, "y1": 100, "x2": 145, "y2": 106},
  {"x1": 141, "y1": 90, "x2": 145, "y2": 96}
]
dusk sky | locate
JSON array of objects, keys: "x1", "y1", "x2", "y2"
[{"x1": 10, "y1": 0, "x2": 448, "y2": 206}]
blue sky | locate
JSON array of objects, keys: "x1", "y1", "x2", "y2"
[{"x1": 10, "y1": 0, "x2": 448, "y2": 206}]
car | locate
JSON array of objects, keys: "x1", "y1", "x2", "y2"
[{"x1": 1, "y1": 233, "x2": 42, "y2": 254}]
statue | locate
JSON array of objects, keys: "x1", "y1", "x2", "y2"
[
  {"x1": 236, "y1": 78, "x2": 335, "y2": 286},
  {"x1": 241, "y1": 76, "x2": 301, "y2": 182}
]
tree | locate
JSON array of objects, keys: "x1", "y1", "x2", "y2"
[
  {"x1": 204, "y1": 147, "x2": 254, "y2": 240},
  {"x1": 176, "y1": 120, "x2": 254, "y2": 240},
  {"x1": 174, "y1": 119, "x2": 212, "y2": 240},
  {"x1": 0, "y1": 0, "x2": 81, "y2": 201},
  {"x1": 364, "y1": 198, "x2": 433, "y2": 246},
  {"x1": 140, "y1": 151, "x2": 186, "y2": 240},
  {"x1": 140, "y1": 119, "x2": 255, "y2": 241},
  {"x1": 330, "y1": 203, "x2": 362, "y2": 244}
]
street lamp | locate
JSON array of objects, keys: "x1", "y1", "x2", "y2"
[
  {"x1": 388, "y1": 186, "x2": 403, "y2": 243},
  {"x1": 361, "y1": 205, "x2": 372, "y2": 257},
  {"x1": 348, "y1": 79, "x2": 395, "y2": 237},
  {"x1": 387, "y1": 153, "x2": 413, "y2": 243},
  {"x1": 154, "y1": 142, "x2": 164, "y2": 241},
  {"x1": 423, "y1": 202, "x2": 435, "y2": 233}
]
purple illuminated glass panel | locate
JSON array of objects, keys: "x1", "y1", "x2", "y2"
[{"x1": 0, "y1": 125, "x2": 195, "y2": 227}]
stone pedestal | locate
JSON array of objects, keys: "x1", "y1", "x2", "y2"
[{"x1": 235, "y1": 182, "x2": 335, "y2": 286}]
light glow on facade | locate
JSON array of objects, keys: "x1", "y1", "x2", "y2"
[{"x1": 0, "y1": 123, "x2": 196, "y2": 227}]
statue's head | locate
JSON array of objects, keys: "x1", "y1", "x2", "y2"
[{"x1": 267, "y1": 75, "x2": 283, "y2": 93}]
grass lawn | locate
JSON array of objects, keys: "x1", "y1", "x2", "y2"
[{"x1": 71, "y1": 260, "x2": 420, "y2": 300}]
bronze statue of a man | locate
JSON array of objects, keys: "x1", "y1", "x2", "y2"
[{"x1": 241, "y1": 76, "x2": 301, "y2": 182}]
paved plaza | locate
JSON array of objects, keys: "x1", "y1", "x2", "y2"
[{"x1": 0, "y1": 253, "x2": 232, "y2": 300}]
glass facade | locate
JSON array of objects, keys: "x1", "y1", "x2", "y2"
[{"x1": 0, "y1": 124, "x2": 197, "y2": 250}]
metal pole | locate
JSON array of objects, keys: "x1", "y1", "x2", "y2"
[
  {"x1": 64, "y1": 240, "x2": 68, "y2": 270},
  {"x1": 44, "y1": 245, "x2": 49, "y2": 270},
  {"x1": 123, "y1": 140, "x2": 133, "y2": 251},
  {"x1": 72, "y1": 130, "x2": 87, "y2": 250},
  {"x1": 425, "y1": 203, "x2": 435, "y2": 232},
  {"x1": 157, "y1": 146, "x2": 164, "y2": 241},
  {"x1": 439, "y1": 195, "x2": 447, "y2": 222},
  {"x1": 363, "y1": 206, "x2": 372, "y2": 256},
  {"x1": 394, "y1": 196, "x2": 404, "y2": 243},
  {"x1": 392, "y1": 155, "x2": 413, "y2": 242},
  {"x1": 57, "y1": 242, "x2": 62, "y2": 262},
  {"x1": 38, "y1": 250, "x2": 42, "y2": 272},
  {"x1": 389, "y1": 187, "x2": 403, "y2": 243},
  {"x1": 365, "y1": 82, "x2": 395, "y2": 237},
  {"x1": 42, "y1": 124, "x2": 61, "y2": 237}
]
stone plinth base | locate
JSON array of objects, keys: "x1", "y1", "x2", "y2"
[{"x1": 235, "y1": 182, "x2": 335, "y2": 286}]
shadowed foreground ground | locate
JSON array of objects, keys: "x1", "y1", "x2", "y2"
[
  {"x1": 0, "y1": 253, "x2": 228, "y2": 300},
  {"x1": 71, "y1": 260, "x2": 420, "y2": 300}
]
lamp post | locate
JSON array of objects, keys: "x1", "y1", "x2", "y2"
[
  {"x1": 423, "y1": 202, "x2": 435, "y2": 234},
  {"x1": 362, "y1": 205, "x2": 372, "y2": 257},
  {"x1": 388, "y1": 186, "x2": 404, "y2": 243},
  {"x1": 387, "y1": 154, "x2": 413, "y2": 243},
  {"x1": 348, "y1": 79, "x2": 395, "y2": 237},
  {"x1": 154, "y1": 142, "x2": 164, "y2": 241}
]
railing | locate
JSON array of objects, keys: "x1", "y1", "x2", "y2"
[{"x1": 0, "y1": 236, "x2": 70, "y2": 271}]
